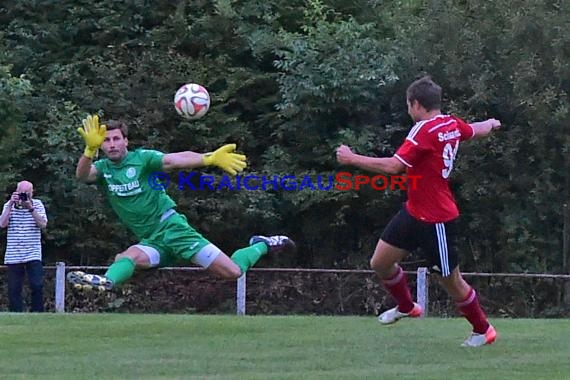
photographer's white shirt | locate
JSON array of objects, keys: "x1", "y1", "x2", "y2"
[{"x1": 2, "y1": 199, "x2": 47, "y2": 264}]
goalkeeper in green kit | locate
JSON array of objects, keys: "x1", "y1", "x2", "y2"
[{"x1": 67, "y1": 115, "x2": 295, "y2": 291}]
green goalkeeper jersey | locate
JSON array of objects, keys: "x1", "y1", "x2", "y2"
[{"x1": 94, "y1": 149, "x2": 176, "y2": 240}]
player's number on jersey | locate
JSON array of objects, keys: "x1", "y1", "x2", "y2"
[{"x1": 442, "y1": 141, "x2": 459, "y2": 179}]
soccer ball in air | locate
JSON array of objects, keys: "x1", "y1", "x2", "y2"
[{"x1": 174, "y1": 83, "x2": 210, "y2": 120}]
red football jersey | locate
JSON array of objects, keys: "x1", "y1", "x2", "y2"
[{"x1": 394, "y1": 114, "x2": 475, "y2": 223}]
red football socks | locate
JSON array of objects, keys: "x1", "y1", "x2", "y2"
[
  {"x1": 457, "y1": 287, "x2": 490, "y2": 334},
  {"x1": 381, "y1": 266, "x2": 415, "y2": 313}
]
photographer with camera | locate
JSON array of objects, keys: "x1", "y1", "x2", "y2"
[{"x1": 0, "y1": 181, "x2": 48, "y2": 312}]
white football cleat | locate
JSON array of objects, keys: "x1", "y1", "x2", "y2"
[
  {"x1": 378, "y1": 302, "x2": 423, "y2": 325},
  {"x1": 461, "y1": 325, "x2": 497, "y2": 347}
]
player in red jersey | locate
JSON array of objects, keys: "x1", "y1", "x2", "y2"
[{"x1": 336, "y1": 76, "x2": 501, "y2": 347}]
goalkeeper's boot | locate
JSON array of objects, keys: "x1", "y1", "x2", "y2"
[
  {"x1": 461, "y1": 325, "x2": 497, "y2": 347},
  {"x1": 249, "y1": 235, "x2": 296, "y2": 255},
  {"x1": 377, "y1": 302, "x2": 423, "y2": 325},
  {"x1": 67, "y1": 271, "x2": 114, "y2": 291}
]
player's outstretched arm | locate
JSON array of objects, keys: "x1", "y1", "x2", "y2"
[
  {"x1": 162, "y1": 144, "x2": 247, "y2": 175},
  {"x1": 76, "y1": 114, "x2": 104, "y2": 183},
  {"x1": 162, "y1": 151, "x2": 206, "y2": 171},
  {"x1": 76, "y1": 156, "x2": 99, "y2": 183},
  {"x1": 470, "y1": 118, "x2": 501, "y2": 138},
  {"x1": 336, "y1": 144, "x2": 405, "y2": 174}
]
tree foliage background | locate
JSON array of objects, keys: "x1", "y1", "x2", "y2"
[{"x1": 0, "y1": 0, "x2": 568, "y2": 274}]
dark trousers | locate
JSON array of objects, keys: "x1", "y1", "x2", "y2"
[{"x1": 7, "y1": 260, "x2": 44, "y2": 312}]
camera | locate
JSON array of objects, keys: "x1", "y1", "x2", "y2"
[{"x1": 19, "y1": 192, "x2": 28, "y2": 201}]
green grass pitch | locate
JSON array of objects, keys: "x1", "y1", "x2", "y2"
[{"x1": 0, "y1": 314, "x2": 568, "y2": 379}]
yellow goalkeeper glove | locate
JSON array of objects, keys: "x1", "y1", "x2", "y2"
[
  {"x1": 77, "y1": 114, "x2": 107, "y2": 159},
  {"x1": 202, "y1": 144, "x2": 247, "y2": 175}
]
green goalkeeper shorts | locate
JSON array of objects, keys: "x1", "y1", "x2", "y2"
[{"x1": 139, "y1": 212, "x2": 211, "y2": 267}]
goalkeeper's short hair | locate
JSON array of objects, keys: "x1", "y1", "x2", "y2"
[{"x1": 106, "y1": 120, "x2": 129, "y2": 138}]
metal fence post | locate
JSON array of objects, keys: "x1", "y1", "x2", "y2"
[
  {"x1": 236, "y1": 273, "x2": 246, "y2": 315},
  {"x1": 55, "y1": 262, "x2": 66, "y2": 313},
  {"x1": 416, "y1": 267, "x2": 428, "y2": 317}
]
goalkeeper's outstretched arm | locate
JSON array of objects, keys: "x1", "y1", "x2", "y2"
[
  {"x1": 162, "y1": 144, "x2": 247, "y2": 175},
  {"x1": 76, "y1": 156, "x2": 99, "y2": 183},
  {"x1": 76, "y1": 114, "x2": 105, "y2": 183},
  {"x1": 162, "y1": 151, "x2": 206, "y2": 171}
]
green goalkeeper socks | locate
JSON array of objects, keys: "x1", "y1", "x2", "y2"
[
  {"x1": 105, "y1": 257, "x2": 136, "y2": 285},
  {"x1": 231, "y1": 242, "x2": 268, "y2": 274},
  {"x1": 104, "y1": 244, "x2": 267, "y2": 284}
]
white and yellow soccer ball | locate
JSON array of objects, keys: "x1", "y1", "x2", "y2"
[{"x1": 174, "y1": 83, "x2": 210, "y2": 120}]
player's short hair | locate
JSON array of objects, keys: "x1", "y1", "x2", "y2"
[
  {"x1": 406, "y1": 76, "x2": 442, "y2": 111},
  {"x1": 106, "y1": 120, "x2": 129, "y2": 138}
]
